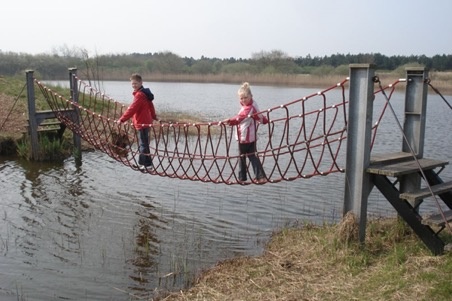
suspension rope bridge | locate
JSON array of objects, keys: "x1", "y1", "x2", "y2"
[
  {"x1": 24, "y1": 67, "x2": 452, "y2": 254},
  {"x1": 33, "y1": 75, "x2": 408, "y2": 185}
]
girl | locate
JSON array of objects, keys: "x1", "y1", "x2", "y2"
[{"x1": 223, "y1": 82, "x2": 268, "y2": 183}]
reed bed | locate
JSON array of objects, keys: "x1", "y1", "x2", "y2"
[{"x1": 158, "y1": 216, "x2": 452, "y2": 301}]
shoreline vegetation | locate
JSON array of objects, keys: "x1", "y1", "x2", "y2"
[
  {"x1": 1, "y1": 74, "x2": 452, "y2": 300},
  {"x1": 156, "y1": 216, "x2": 452, "y2": 301},
  {"x1": 93, "y1": 71, "x2": 452, "y2": 94}
]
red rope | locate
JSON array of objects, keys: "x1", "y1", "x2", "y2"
[{"x1": 34, "y1": 76, "x2": 401, "y2": 185}]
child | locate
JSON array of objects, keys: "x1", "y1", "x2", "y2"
[
  {"x1": 223, "y1": 82, "x2": 268, "y2": 183},
  {"x1": 117, "y1": 73, "x2": 157, "y2": 171}
]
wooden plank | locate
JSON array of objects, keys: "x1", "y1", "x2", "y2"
[
  {"x1": 422, "y1": 210, "x2": 452, "y2": 227},
  {"x1": 37, "y1": 128, "x2": 61, "y2": 133},
  {"x1": 40, "y1": 121, "x2": 63, "y2": 126},
  {"x1": 399, "y1": 181, "x2": 452, "y2": 202},
  {"x1": 367, "y1": 158, "x2": 449, "y2": 177},
  {"x1": 370, "y1": 152, "x2": 414, "y2": 165},
  {"x1": 35, "y1": 109, "x2": 75, "y2": 121}
]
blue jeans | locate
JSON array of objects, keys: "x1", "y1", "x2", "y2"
[
  {"x1": 238, "y1": 142, "x2": 265, "y2": 181},
  {"x1": 138, "y1": 128, "x2": 153, "y2": 167}
]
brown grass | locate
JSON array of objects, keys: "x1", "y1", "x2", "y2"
[{"x1": 157, "y1": 217, "x2": 452, "y2": 301}]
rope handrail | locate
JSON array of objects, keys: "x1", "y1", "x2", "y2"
[
  {"x1": 426, "y1": 78, "x2": 452, "y2": 111},
  {"x1": 34, "y1": 76, "x2": 404, "y2": 185}
]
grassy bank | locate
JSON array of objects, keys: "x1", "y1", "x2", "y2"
[{"x1": 158, "y1": 216, "x2": 452, "y2": 301}]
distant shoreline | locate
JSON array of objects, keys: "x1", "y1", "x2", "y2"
[{"x1": 93, "y1": 72, "x2": 452, "y2": 94}]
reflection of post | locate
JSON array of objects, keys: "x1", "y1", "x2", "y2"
[
  {"x1": 343, "y1": 64, "x2": 375, "y2": 242},
  {"x1": 129, "y1": 202, "x2": 160, "y2": 292},
  {"x1": 26, "y1": 70, "x2": 39, "y2": 160},
  {"x1": 400, "y1": 67, "x2": 428, "y2": 209},
  {"x1": 69, "y1": 68, "x2": 82, "y2": 165}
]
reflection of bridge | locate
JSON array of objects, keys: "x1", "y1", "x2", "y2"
[{"x1": 25, "y1": 65, "x2": 452, "y2": 254}]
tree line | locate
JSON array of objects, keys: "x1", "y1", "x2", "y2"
[{"x1": 1, "y1": 48, "x2": 451, "y2": 80}]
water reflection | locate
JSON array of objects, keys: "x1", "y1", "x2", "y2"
[{"x1": 127, "y1": 200, "x2": 162, "y2": 292}]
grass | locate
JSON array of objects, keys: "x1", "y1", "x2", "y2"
[{"x1": 157, "y1": 216, "x2": 452, "y2": 301}]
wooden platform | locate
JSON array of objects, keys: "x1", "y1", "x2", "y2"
[
  {"x1": 367, "y1": 157, "x2": 448, "y2": 177},
  {"x1": 370, "y1": 151, "x2": 415, "y2": 165},
  {"x1": 367, "y1": 152, "x2": 452, "y2": 255}
]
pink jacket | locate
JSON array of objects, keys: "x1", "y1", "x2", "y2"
[
  {"x1": 227, "y1": 99, "x2": 268, "y2": 143},
  {"x1": 119, "y1": 90, "x2": 157, "y2": 129}
]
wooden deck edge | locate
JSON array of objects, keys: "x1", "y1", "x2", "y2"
[
  {"x1": 370, "y1": 152, "x2": 415, "y2": 165},
  {"x1": 422, "y1": 210, "x2": 452, "y2": 227},
  {"x1": 399, "y1": 181, "x2": 452, "y2": 202}
]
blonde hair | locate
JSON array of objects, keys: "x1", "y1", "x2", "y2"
[{"x1": 238, "y1": 82, "x2": 252, "y2": 98}]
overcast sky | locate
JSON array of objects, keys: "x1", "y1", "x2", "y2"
[{"x1": 2, "y1": 0, "x2": 451, "y2": 59}]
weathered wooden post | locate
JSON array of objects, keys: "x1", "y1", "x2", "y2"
[
  {"x1": 399, "y1": 67, "x2": 429, "y2": 208},
  {"x1": 343, "y1": 64, "x2": 375, "y2": 242},
  {"x1": 26, "y1": 70, "x2": 40, "y2": 160},
  {"x1": 69, "y1": 68, "x2": 82, "y2": 165}
]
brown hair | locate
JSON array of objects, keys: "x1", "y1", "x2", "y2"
[{"x1": 130, "y1": 73, "x2": 143, "y2": 82}]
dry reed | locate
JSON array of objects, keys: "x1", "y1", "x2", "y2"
[{"x1": 157, "y1": 217, "x2": 452, "y2": 301}]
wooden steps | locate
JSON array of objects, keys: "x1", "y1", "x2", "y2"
[
  {"x1": 422, "y1": 210, "x2": 452, "y2": 228},
  {"x1": 26, "y1": 108, "x2": 74, "y2": 137},
  {"x1": 368, "y1": 152, "x2": 452, "y2": 255},
  {"x1": 367, "y1": 157, "x2": 448, "y2": 177},
  {"x1": 370, "y1": 151, "x2": 415, "y2": 165},
  {"x1": 400, "y1": 181, "x2": 452, "y2": 202},
  {"x1": 26, "y1": 119, "x2": 65, "y2": 133}
]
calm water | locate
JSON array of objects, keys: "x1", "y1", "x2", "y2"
[{"x1": 1, "y1": 81, "x2": 451, "y2": 300}]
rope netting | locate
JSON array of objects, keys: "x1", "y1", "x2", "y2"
[{"x1": 34, "y1": 76, "x2": 404, "y2": 185}]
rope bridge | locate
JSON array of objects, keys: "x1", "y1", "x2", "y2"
[{"x1": 34, "y1": 76, "x2": 402, "y2": 185}]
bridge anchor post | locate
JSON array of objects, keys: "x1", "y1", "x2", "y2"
[
  {"x1": 69, "y1": 68, "x2": 82, "y2": 166},
  {"x1": 343, "y1": 64, "x2": 376, "y2": 243},
  {"x1": 25, "y1": 69, "x2": 82, "y2": 163}
]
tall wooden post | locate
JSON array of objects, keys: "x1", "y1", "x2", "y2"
[
  {"x1": 399, "y1": 67, "x2": 429, "y2": 208},
  {"x1": 343, "y1": 64, "x2": 375, "y2": 242},
  {"x1": 69, "y1": 68, "x2": 82, "y2": 166},
  {"x1": 26, "y1": 70, "x2": 39, "y2": 160}
]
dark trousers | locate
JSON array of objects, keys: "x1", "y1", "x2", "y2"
[
  {"x1": 138, "y1": 128, "x2": 153, "y2": 167},
  {"x1": 238, "y1": 142, "x2": 265, "y2": 181}
]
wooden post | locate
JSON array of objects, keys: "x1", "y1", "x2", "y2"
[
  {"x1": 343, "y1": 64, "x2": 375, "y2": 242},
  {"x1": 400, "y1": 67, "x2": 429, "y2": 208},
  {"x1": 26, "y1": 70, "x2": 39, "y2": 160},
  {"x1": 69, "y1": 68, "x2": 82, "y2": 166}
]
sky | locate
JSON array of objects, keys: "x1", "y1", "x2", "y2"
[{"x1": 2, "y1": 0, "x2": 452, "y2": 59}]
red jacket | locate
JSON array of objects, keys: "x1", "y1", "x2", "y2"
[{"x1": 119, "y1": 90, "x2": 157, "y2": 129}]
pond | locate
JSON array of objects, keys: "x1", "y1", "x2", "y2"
[{"x1": 0, "y1": 80, "x2": 450, "y2": 300}]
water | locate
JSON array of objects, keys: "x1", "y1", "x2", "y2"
[{"x1": 1, "y1": 81, "x2": 451, "y2": 300}]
